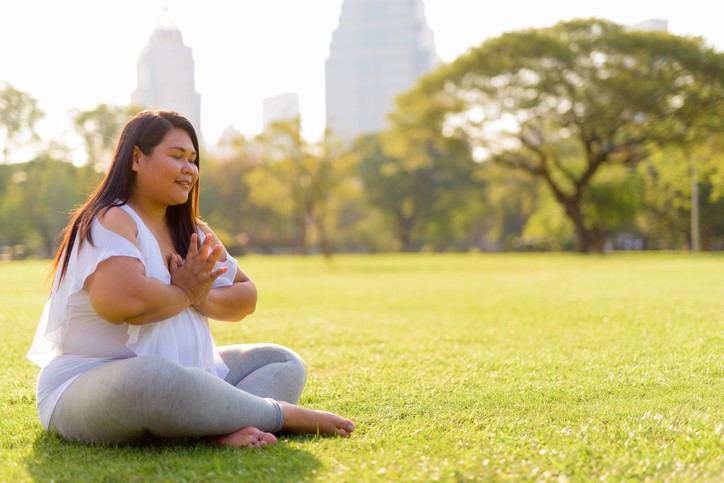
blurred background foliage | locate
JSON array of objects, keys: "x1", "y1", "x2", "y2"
[{"x1": 1, "y1": 19, "x2": 723, "y2": 259}]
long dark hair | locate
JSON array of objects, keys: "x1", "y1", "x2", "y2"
[{"x1": 51, "y1": 109, "x2": 201, "y2": 283}]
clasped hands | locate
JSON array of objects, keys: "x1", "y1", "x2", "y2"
[{"x1": 169, "y1": 233, "x2": 228, "y2": 306}]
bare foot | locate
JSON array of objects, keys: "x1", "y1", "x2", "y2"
[
  {"x1": 278, "y1": 401, "x2": 355, "y2": 437},
  {"x1": 211, "y1": 426, "x2": 278, "y2": 448}
]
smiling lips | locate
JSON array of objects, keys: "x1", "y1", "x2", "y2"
[{"x1": 176, "y1": 179, "x2": 194, "y2": 189}]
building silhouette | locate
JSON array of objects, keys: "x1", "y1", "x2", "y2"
[
  {"x1": 263, "y1": 93, "x2": 301, "y2": 129},
  {"x1": 325, "y1": 0, "x2": 439, "y2": 141},
  {"x1": 131, "y1": 8, "x2": 202, "y2": 139},
  {"x1": 627, "y1": 18, "x2": 668, "y2": 32}
]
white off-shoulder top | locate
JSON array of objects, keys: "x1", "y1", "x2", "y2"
[{"x1": 27, "y1": 203, "x2": 237, "y2": 429}]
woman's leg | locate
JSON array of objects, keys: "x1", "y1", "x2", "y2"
[
  {"x1": 218, "y1": 344, "x2": 355, "y2": 438},
  {"x1": 49, "y1": 355, "x2": 284, "y2": 445},
  {"x1": 218, "y1": 343, "x2": 306, "y2": 404}
]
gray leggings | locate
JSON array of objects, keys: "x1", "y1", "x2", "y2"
[{"x1": 49, "y1": 344, "x2": 306, "y2": 444}]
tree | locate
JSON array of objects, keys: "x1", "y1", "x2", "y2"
[
  {"x1": 0, "y1": 157, "x2": 100, "y2": 256},
  {"x1": 250, "y1": 118, "x2": 355, "y2": 254},
  {"x1": 307, "y1": 129, "x2": 357, "y2": 255},
  {"x1": 638, "y1": 137, "x2": 724, "y2": 249},
  {"x1": 0, "y1": 81, "x2": 44, "y2": 163},
  {"x1": 355, "y1": 83, "x2": 477, "y2": 251},
  {"x1": 73, "y1": 103, "x2": 141, "y2": 169},
  {"x1": 403, "y1": 19, "x2": 724, "y2": 252},
  {"x1": 252, "y1": 118, "x2": 314, "y2": 253},
  {"x1": 198, "y1": 132, "x2": 258, "y2": 254},
  {"x1": 480, "y1": 163, "x2": 544, "y2": 250},
  {"x1": 354, "y1": 134, "x2": 431, "y2": 251}
]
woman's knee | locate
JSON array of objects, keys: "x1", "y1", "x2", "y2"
[
  {"x1": 221, "y1": 343, "x2": 307, "y2": 376},
  {"x1": 285, "y1": 347, "x2": 307, "y2": 381},
  {"x1": 266, "y1": 344, "x2": 307, "y2": 381}
]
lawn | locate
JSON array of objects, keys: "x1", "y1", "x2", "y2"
[{"x1": 1, "y1": 253, "x2": 722, "y2": 481}]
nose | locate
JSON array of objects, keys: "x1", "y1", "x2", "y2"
[{"x1": 182, "y1": 159, "x2": 198, "y2": 174}]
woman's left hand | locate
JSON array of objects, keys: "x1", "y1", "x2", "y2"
[{"x1": 169, "y1": 233, "x2": 228, "y2": 306}]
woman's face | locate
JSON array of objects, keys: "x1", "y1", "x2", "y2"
[{"x1": 131, "y1": 127, "x2": 199, "y2": 207}]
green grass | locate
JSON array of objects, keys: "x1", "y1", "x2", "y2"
[{"x1": 1, "y1": 253, "x2": 722, "y2": 482}]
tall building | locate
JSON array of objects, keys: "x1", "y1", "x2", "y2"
[
  {"x1": 131, "y1": 8, "x2": 202, "y2": 139},
  {"x1": 627, "y1": 18, "x2": 668, "y2": 32},
  {"x1": 263, "y1": 93, "x2": 301, "y2": 129},
  {"x1": 325, "y1": 0, "x2": 439, "y2": 141}
]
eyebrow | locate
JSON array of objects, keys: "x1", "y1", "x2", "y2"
[{"x1": 167, "y1": 146, "x2": 197, "y2": 157}]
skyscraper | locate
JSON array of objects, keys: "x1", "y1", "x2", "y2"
[
  {"x1": 325, "y1": 0, "x2": 439, "y2": 141},
  {"x1": 131, "y1": 8, "x2": 202, "y2": 139},
  {"x1": 627, "y1": 18, "x2": 668, "y2": 32},
  {"x1": 263, "y1": 93, "x2": 301, "y2": 129}
]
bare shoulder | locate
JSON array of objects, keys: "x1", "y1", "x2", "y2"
[
  {"x1": 98, "y1": 206, "x2": 138, "y2": 245},
  {"x1": 196, "y1": 219, "x2": 227, "y2": 261},
  {"x1": 196, "y1": 219, "x2": 219, "y2": 244}
]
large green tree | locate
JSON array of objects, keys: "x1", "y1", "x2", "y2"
[
  {"x1": 0, "y1": 157, "x2": 100, "y2": 256},
  {"x1": 249, "y1": 118, "x2": 355, "y2": 254},
  {"x1": 73, "y1": 103, "x2": 141, "y2": 169},
  {"x1": 198, "y1": 133, "x2": 258, "y2": 254},
  {"x1": 0, "y1": 81, "x2": 44, "y2": 163},
  {"x1": 356, "y1": 84, "x2": 477, "y2": 251},
  {"x1": 397, "y1": 18, "x2": 724, "y2": 252},
  {"x1": 307, "y1": 129, "x2": 357, "y2": 255},
  {"x1": 638, "y1": 136, "x2": 724, "y2": 249},
  {"x1": 355, "y1": 133, "x2": 474, "y2": 251}
]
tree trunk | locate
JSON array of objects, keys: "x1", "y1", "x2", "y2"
[
  {"x1": 314, "y1": 211, "x2": 333, "y2": 258},
  {"x1": 295, "y1": 212, "x2": 308, "y2": 254},
  {"x1": 43, "y1": 228, "x2": 56, "y2": 259},
  {"x1": 396, "y1": 214, "x2": 416, "y2": 252},
  {"x1": 562, "y1": 200, "x2": 606, "y2": 253},
  {"x1": 398, "y1": 227, "x2": 414, "y2": 252}
]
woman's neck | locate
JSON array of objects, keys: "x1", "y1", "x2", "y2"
[{"x1": 127, "y1": 197, "x2": 167, "y2": 230}]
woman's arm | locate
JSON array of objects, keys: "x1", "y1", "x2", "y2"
[
  {"x1": 192, "y1": 221, "x2": 257, "y2": 322},
  {"x1": 192, "y1": 267, "x2": 257, "y2": 322},
  {"x1": 86, "y1": 256, "x2": 192, "y2": 325},
  {"x1": 85, "y1": 208, "x2": 226, "y2": 325}
]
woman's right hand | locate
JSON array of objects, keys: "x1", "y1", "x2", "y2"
[{"x1": 169, "y1": 233, "x2": 228, "y2": 305}]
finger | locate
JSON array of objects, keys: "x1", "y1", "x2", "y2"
[
  {"x1": 192, "y1": 233, "x2": 214, "y2": 266},
  {"x1": 198, "y1": 232, "x2": 214, "y2": 260},
  {"x1": 168, "y1": 254, "x2": 179, "y2": 273},
  {"x1": 201, "y1": 244, "x2": 224, "y2": 272},
  {"x1": 212, "y1": 266, "x2": 229, "y2": 279},
  {"x1": 208, "y1": 244, "x2": 224, "y2": 265},
  {"x1": 186, "y1": 233, "x2": 199, "y2": 261},
  {"x1": 205, "y1": 266, "x2": 228, "y2": 283}
]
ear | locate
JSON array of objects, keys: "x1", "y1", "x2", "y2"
[{"x1": 131, "y1": 146, "x2": 142, "y2": 172}]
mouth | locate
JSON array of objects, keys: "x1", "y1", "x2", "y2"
[{"x1": 176, "y1": 180, "x2": 194, "y2": 189}]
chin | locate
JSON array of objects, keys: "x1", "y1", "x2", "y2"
[{"x1": 170, "y1": 193, "x2": 190, "y2": 205}]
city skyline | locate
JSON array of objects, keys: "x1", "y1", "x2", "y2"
[
  {"x1": 325, "y1": 0, "x2": 439, "y2": 140},
  {"x1": 2, "y1": 0, "x2": 722, "y2": 163},
  {"x1": 131, "y1": 12, "x2": 202, "y2": 139}
]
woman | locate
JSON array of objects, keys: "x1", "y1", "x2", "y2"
[{"x1": 27, "y1": 109, "x2": 354, "y2": 448}]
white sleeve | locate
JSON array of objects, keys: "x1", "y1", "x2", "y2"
[
  {"x1": 27, "y1": 220, "x2": 144, "y2": 367},
  {"x1": 197, "y1": 228, "x2": 239, "y2": 288}
]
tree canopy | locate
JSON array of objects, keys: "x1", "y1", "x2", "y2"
[
  {"x1": 3, "y1": 22, "x2": 724, "y2": 257},
  {"x1": 0, "y1": 81, "x2": 44, "y2": 163},
  {"x1": 394, "y1": 18, "x2": 724, "y2": 252},
  {"x1": 73, "y1": 103, "x2": 142, "y2": 168}
]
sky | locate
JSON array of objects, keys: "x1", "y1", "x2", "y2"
[{"x1": 2, "y1": 0, "x2": 722, "y2": 161}]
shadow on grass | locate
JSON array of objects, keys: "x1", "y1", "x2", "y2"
[{"x1": 25, "y1": 431, "x2": 321, "y2": 481}]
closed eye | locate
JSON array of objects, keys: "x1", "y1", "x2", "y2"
[{"x1": 168, "y1": 147, "x2": 197, "y2": 162}]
